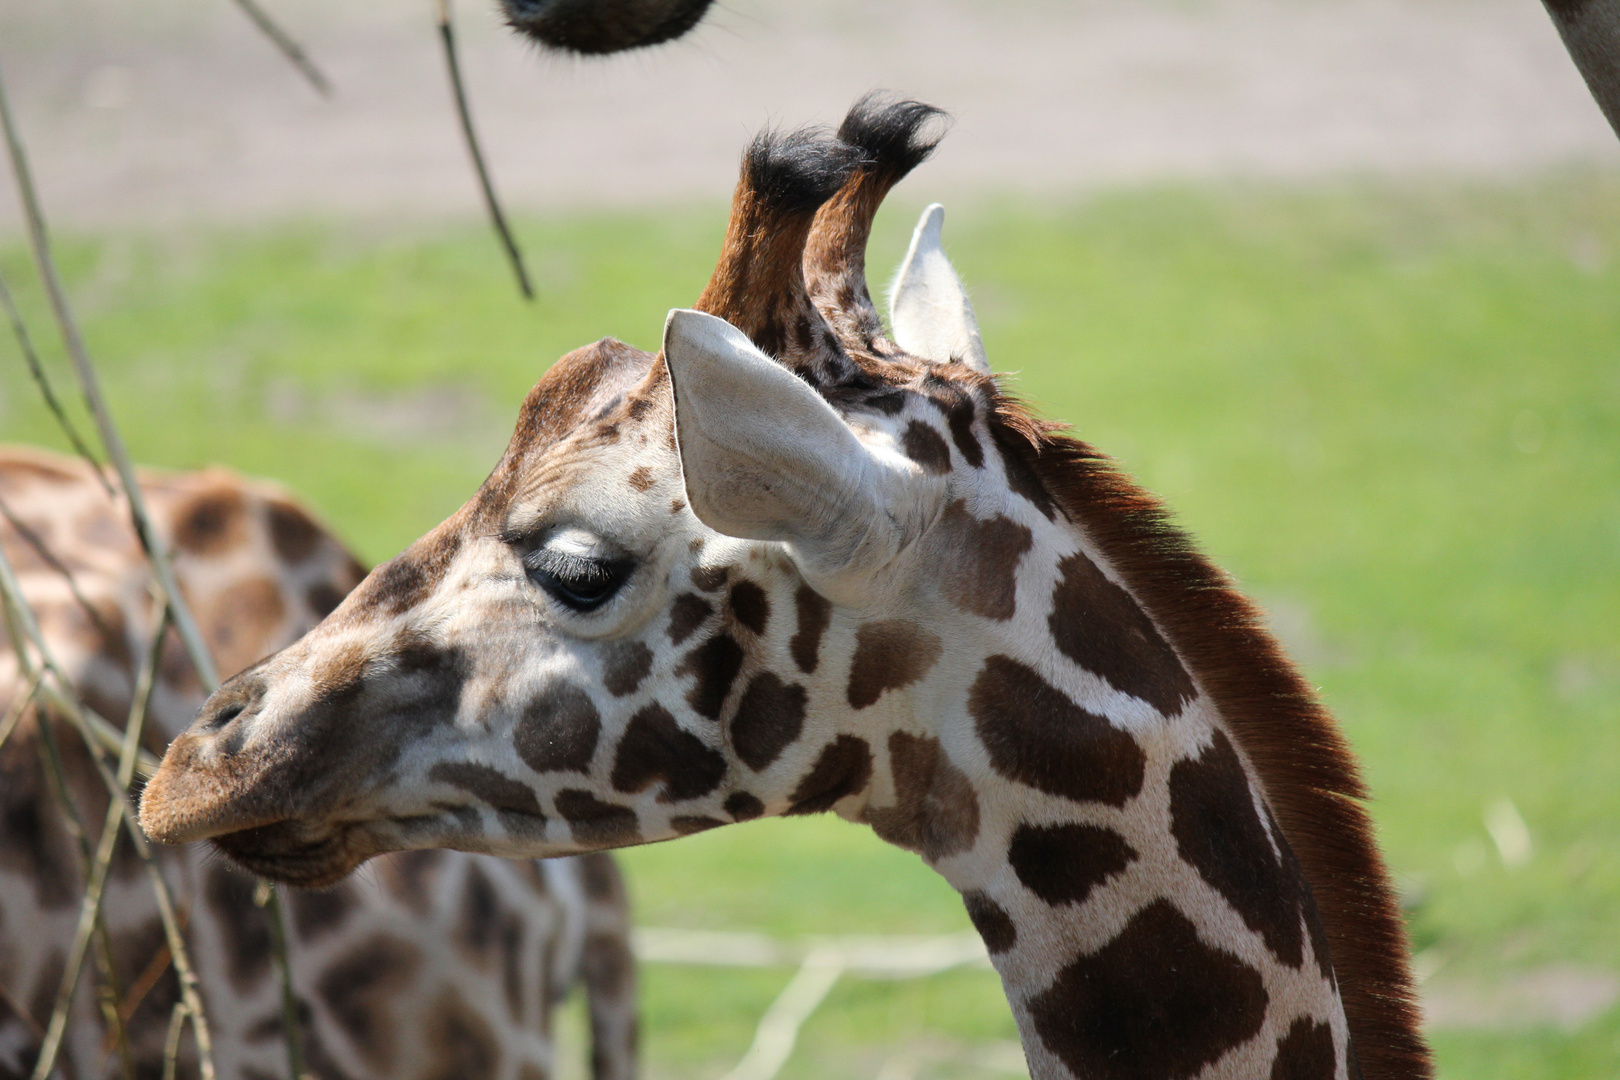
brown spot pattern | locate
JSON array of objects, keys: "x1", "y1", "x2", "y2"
[
  {"x1": 1049, "y1": 551, "x2": 1196, "y2": 717},
  {"x1": 730, "y1": 673, "x2": 807, "y2": 771},
  {"x1": 173, "y1": 487, "x2": 247, "y2": 554},
  {"x1": 969, "y1": 655, "x2": 1146, "y2": 807},
  {"x1": 555, "y1": 790, "x2": 640, "y2": 846},
  {"x1": 676, "y1": 633, "x2": 744, "y2": 720},
  {"x1": 1008, "y1": 822, "x2": 1136, "y2": 906},
  {"x1": 934, "y1": 500, "x2": 1033, "y2": 621},
  {"x1": 362, "y1": 529, "x2": 463, "y2": 616},
  {"x1": 728, "y1": 580, "x2": 769, "y2": 634},
  {"x1": 424, "y1": 990, "x2": 500, "y2": 1080},
  {"x1": 1270, "y1": 1018, "x2": 1338, "y2": 1080},
  {"x1": 864, "y1": 731, "x2": 979, "y2": 861},
  {"x1": 627, "y1": 466, "x2": 656, "y2": 492},
  {"x1": 267, "y1": 499, "x2": 323, "y2": 561},
  {"x1": 962, "y1": 890, "x2": 1017, "y2": 954},
  {"x1": 611, "y1": 704, "x2": 726, "y2": 802},
  {"x1": 690, "y1": 565, "x2": 728, "y2": 592},
  {"x1": 846, "y1": 620, "x2": 943, "y2": 709},
  {"x1": 902, "y1": 420, "x2": 952, "y2": 474},
  {"x1": 790, "y1": 585, "x2": 831, "y2": 674},
  {"x1": 513, "y1": 683, "x2": 601, "y2": 774},
  {"x1": 429, "y1": 761, "x2": 546, "y2": 819},
  {"x1": 1169, "y1": 729, "x2": 1305, "y2": 967},
  {"x1": 725, "y1": 792, "x2": 765, "y2": 821},
  {"x1": 317, "y1": 934, "x2": 423, "y2": 1071},
  {"x1": 668, "y1": 593, "x2": 714, "y2": 645},
  {"x1": 1028, "y1": 900, "x2": 1268, "y2": 1080},
  {"x1": 602, "y1": 641, "x2": 654, "y2": 697},
  {"x1": 785, "y1": 735, "x2": 872, "y2": 815}
]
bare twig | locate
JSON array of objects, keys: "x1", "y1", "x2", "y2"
[
  {"x1": 161, "y1": 1003, "x2": 188, "y2": 1080},
  {"x1": 436, "y1": 0, "x2": 534, "y2": 300},
  {"x1": 0, "y1": 65, "x2": 220, "y2": 693},
  {"x1": 0, "y1": 542, "x2": 218, "y2": 1080},
  {"x1": 228, "y1": 0, "x2": 332, "y2": 98},
  {"x1": 0, "y1": 270, "x2": 113, "y2": 495},
  {"x1": 31, "y1": 603, "x2": 170, "y2": 1080},
  {"x1": 0, "y1": 666, "x2": 42, "y2": 752},
  {"x1": 0, "y1": 491, "x2": 117, "y2": 639},
  {"x1": 256, "y1": 881, "x2": 309, "y2": 1080},
  {"x1": 2, "y1": 62, "x2": 306, "y2": 1080}
]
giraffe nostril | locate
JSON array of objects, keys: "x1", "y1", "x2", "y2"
[{"x1": 203, "y1": 702, "x2": 245, "y2": 731}]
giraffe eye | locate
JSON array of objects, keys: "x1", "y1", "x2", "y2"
[{"x1": 522, "y1": 546, "x2": 632, "y2": 612}]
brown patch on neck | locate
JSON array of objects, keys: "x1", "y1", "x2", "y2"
[{"x1": 996, "y1": 403, "x2": 1430, "y2": 1079}]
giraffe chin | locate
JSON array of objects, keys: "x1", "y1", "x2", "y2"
[{"x1": 210, "y1": 819, "x2": 372, "y2": 889}]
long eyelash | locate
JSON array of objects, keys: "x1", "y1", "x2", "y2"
[{"x1": 524, "y1": 548, "x2": 617, "y2": 584}]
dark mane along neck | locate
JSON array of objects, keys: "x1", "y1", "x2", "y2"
[{"x1": 992, "y1": 402, "x2": 1432, "y2": 1080}]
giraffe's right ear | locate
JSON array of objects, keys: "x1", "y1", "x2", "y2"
[
  {"x1": 663, "y1": 309, "x2": 940, "y2": 600},
  {"x1": 887, "y1": 204, "x2": 991, "y2": 374}
]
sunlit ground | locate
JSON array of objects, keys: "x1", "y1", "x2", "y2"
[{"x1": 3, "y1": 169, "x2": 1618, "y2": 1079}]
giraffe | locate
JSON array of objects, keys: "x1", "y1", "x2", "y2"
[
  {"x1": 0, "y1": 446, "x2": 637, "y2": 1080},
  {"x1": 138, "y1": 94, "x2": 1432, "y2": 1080}
]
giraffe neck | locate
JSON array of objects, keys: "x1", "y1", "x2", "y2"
[{"x1": 820, "y1": 436, "x2": 1356, "y2": 1079}]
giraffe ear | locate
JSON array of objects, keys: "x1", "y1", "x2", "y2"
[
  {"x1": 887, "y1": 203, "x2": 991, "y2": 374},
  {"x1": 663, "y1": 309, "x2": 938, "y2": 598}
]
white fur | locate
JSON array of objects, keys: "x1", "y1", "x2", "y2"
[
  {"x1": 888, "y1": 204, "x2": 990, "y2": 373},
  {"x1": 662, "y1": 308, "x2": 940, "y2": 603}
]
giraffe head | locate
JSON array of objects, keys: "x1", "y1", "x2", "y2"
[
  {"x1": 139, "y1": 95, "x2": 994, "y2": 884},
  {"x1": 142, "y1": 94, "x2": 1429, "y2": 1080}
]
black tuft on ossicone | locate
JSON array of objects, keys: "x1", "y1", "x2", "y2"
[
  {"x1": 500, "y1": 0, "x2": 715, "y2": 55},
  {"x1": 742, "y1": 127, "x2": 868, "y2": 218},
  {"x1": 836, "y1": 92, "x2": 950, "y2": 183}
]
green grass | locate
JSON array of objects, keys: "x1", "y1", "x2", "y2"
[{"x1": 4, "y1": 169, "x2": 1618, "y2": 1079}]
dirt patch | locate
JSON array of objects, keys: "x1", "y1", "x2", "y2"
[{"x1": 2, "y1": 0, "x2": 1616, "y2": 231}]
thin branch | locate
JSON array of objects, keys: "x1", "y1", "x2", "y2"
[
  {"x1": 0, "y1": 491, "x2": 116, "y2": 639},
  {"x1": 436, "y1": 0, "x2": 534, "y2": 300},
  {"x1": 255, "y1": 881, "x2": 308, "y2": 1080},
  {"x1": 2, "y1": 63, "x2": 305, "y2": 1080},
  {"x1": 0, "y1": 64, "x2": 220, "y2": 694},
  {"x1": 161, "y1": 1003, "x2": 188, "y2": 1080},
  {"x1": 0, "y1": 270, "x2": 113, "y2": 495},
  {"x1": 31, "y1": 603, "x2": 170, "y2": 1080},
  {"x1": 228, "y1": 0, "x2": 332, "y2": 98},
  {"x1": 0, "y1": 667, "x2": 42, "y2": 752},
  {"x1": 0, "y1": 542, "x2": 218, "y2": 1080}
]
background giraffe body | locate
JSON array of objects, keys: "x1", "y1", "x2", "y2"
[
  {"x1": 0, "y1": 446, "x2": 636, "y2": 1080},
  {"x1": 141, "y1": 96, "x2": 1430, "y2": 1080}
]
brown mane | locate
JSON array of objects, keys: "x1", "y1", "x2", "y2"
[{"x1": 990, "y1": 401, "x2": 1431, "y2": 1080}]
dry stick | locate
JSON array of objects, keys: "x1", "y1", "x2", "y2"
[
  {"x1": 0, "y1": 666, "x2": 43, "y2": 752},
  {"x1": 0, "y1": 65, "x2": 305, "y2": 1080},
  {"x1": 0, "y1": 491, "x2": 117, "y2": 639},
  {"x1": 161, "y1": 1002, "x2": 189, "y2": 1080},
  {"x1": 0, "y1": 69, "x2": 219, "y2": 695},
  {"x1": 31, "y1": 603, "x2": 171, "y2": 1080},
  {"x1": 0, "y1": 545, "x2": 218, "y2": 1080},
  {"x1": 0, "y1": 270, "x2": 113, "y2": 495},
  {"x1": 436, "y1": 0, "x2": 534, "y2": 300},
  {"x1": 228, "y1": 0, "x2": 332, "y2": 97}
]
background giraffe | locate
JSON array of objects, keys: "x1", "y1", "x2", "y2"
[
  {"x1": 140, "y1": 96, "x2": 1430, "y2": 1079},
  {"x1": 0, "y1": 445, "x2": 636, "y2": 1080}
]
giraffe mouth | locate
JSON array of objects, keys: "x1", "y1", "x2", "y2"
[{"x1": 211, "y1": 820, "x2": 370, "y2": 888}]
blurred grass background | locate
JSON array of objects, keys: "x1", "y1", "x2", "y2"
[{"x1": 3, "y1": 170, "x2": 1618, "y2": 1080}]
